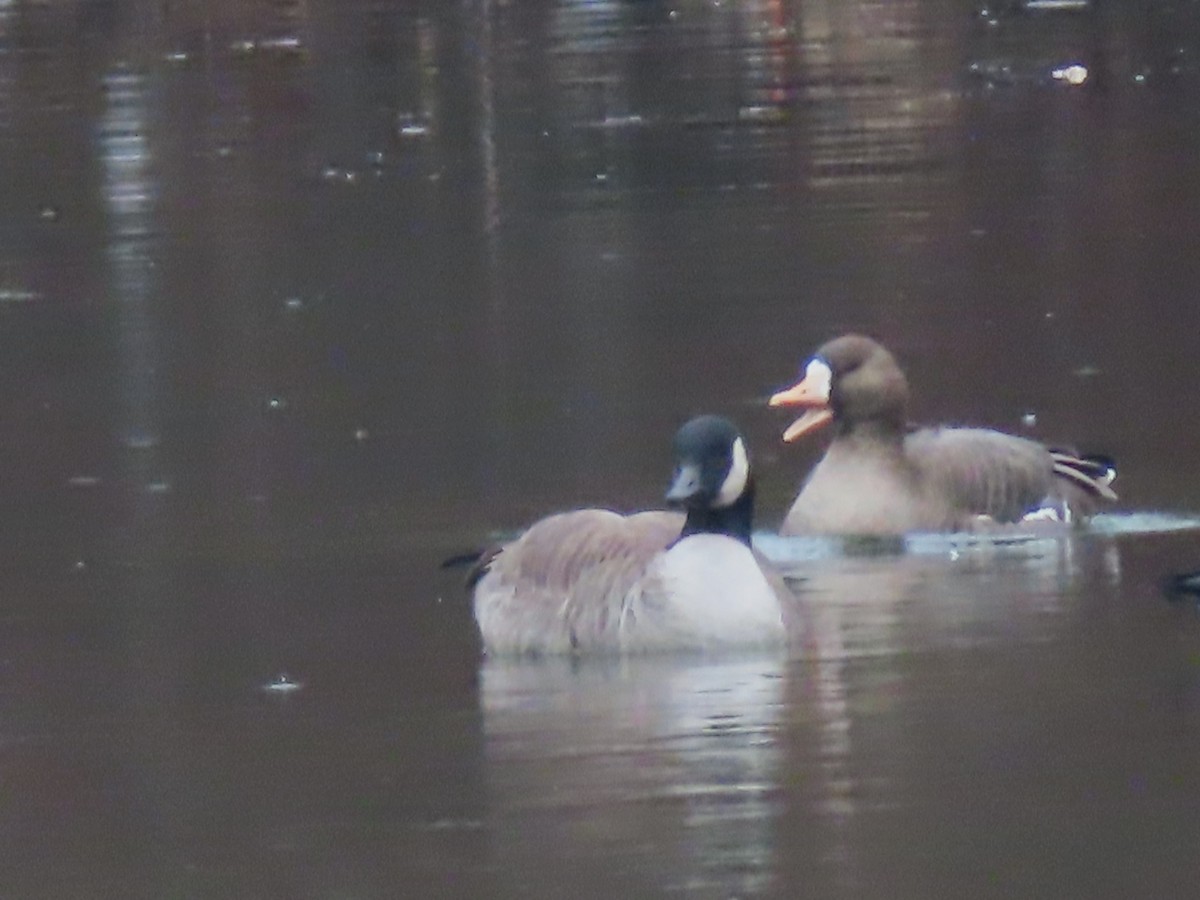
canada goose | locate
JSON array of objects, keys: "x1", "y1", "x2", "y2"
[
  {"x1": 471, "y1": 415, "x2": 791, "y2": 655},
  {"x1": 769, "y1": 334, "x2": 1117, "y2": 535}
]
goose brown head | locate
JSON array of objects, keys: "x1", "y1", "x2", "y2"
[{"x1": 770, "y1": 334, "x2": 910, "y2": 441}]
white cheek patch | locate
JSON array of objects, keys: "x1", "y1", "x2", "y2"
[
  {"x1": 715, "y1": 437, "x2": 749, "y2": 508},
  {"x1": 805, "y1": 358, "x2": 832, "y2": 402}
]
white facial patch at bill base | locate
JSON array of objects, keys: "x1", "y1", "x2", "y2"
[
  {"x1": 805, "y1": 358, "x2": 833, "y2": 402},
  {"x1": 714, "y1": 437, "x2": 749, "y2": 508}
]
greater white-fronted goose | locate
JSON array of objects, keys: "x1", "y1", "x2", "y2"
[
  {"x1": 769, "y1": 334, "x2": 1117, "y2": 536},
  {"x1": 472, "y1": 415, "x2": 791, "y2": 655}
]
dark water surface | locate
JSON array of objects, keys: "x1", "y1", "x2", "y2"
[{"x1": 3, "y1": 0, "x2": 1200, "y2": 896}]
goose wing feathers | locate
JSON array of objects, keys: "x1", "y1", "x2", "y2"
[
  {"x1": 475, "y1": 509, "x2": 685, "y2": 654},
  {"x1": 905, "y1": 427, "x2": 1053, "y2": 522}
]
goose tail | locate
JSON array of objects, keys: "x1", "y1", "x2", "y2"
[
  {"x1": 1049, "y1": 450, "x2": 1118, "y2": 502},
  {"x1": 441, "y1": 545, "x2": 503, "y2": 589}
]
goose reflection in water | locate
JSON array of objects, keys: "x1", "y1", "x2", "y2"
[{"x1": 476, "y1": 529, "x2": 1117, "y2": 894}]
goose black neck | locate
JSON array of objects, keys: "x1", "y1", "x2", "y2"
[{"x1": 680, "y1": 478, "x2": 755, "y2": 547}]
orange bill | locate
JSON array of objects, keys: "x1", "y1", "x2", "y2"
[
  {"x1": 769, "y1": 371, "x2": 833, "y2": 442},
  {"x1": 768, "y1": 379, "x2": 825, "y2": 408},
  {"x1": 781, "y1": 408, "x2": 833, "y2": 442}
]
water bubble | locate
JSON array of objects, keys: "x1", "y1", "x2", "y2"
[
  {"x1": 124, "y1": 429, "x2": 159, "y2": 449},
  {"x1": 354, "y1": 428, "x2": 369, "y2": 442},
  {"x1": 262, "y1": 673, "x2": 303, "y2": 694},
  {"x1": 268, "y1": 397, "x2": 287, "y2": 411},
  {"x1": 1021, "y1": 412, "x2": 1037, "y2": 428},
  {"x1": 396, "y1": 115, "x2": 431, "y2": 139},
  {"x1": 1051, "y1": 64, "x2": 1088, "y2": 86},
  {"x1": 598, "y1": 113, "x2": 644, "y2": 129},
  {"x1": 321, "y1": 166, "x2": 358, "y2": 184},
  {"x1": 259, "y1": 36, "x2": 305, "y2": 57},
  {"x1": 738, "y1": 105, "x2": 779, "y2": 122},
  {"x1": 0, "y1": 286, "x2": 40, "y2": 304}
]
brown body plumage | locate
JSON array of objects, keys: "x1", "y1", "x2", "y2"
[{"x1": 770, "y1": 335, "x2": 1117, "y2": 536}]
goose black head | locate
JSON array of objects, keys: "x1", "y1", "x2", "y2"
[{"x1": 665, "y1": 415, "x2": 754, "y2": 545}]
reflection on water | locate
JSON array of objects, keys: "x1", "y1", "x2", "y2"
[
  {"x1": 482, "y1": 654, "x2": 784, "y2": 895},
  {"x1": 522, "y1": 0, "x2": 958, "y2": 199},
  {"x1": 1, "y1": 0, "x2": 1200, "y2": 896},
  {"x1": 101, "y1": 65, "x2": 164, "y2": 509},
  {"x1": 476, "y1": 529, "x2": 1151, "y2": 897}
]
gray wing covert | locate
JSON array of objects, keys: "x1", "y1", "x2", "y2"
[
  {"x1": 477, "y1": 509, "x2": 684, "y2": 653},
  {"x1": 907, "y1": 427, "x2": 1053, "y2": 523}
]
